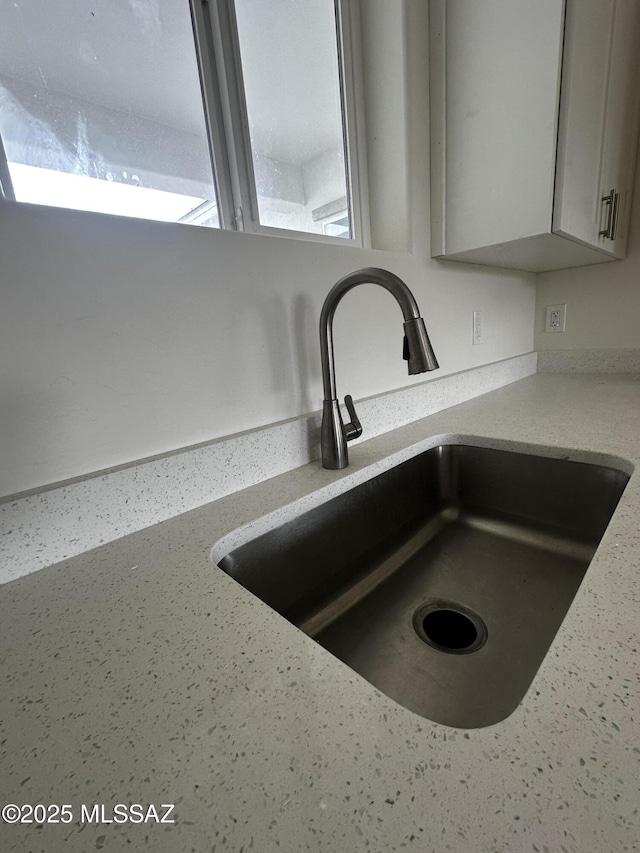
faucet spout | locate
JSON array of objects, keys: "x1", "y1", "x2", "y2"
[{"x1": 319, "y1": 267, "x2": 439, "y2": 469}]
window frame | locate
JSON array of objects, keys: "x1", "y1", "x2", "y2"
[
  {"x1": 0, "y1": 132, "x2": 15, "y2": 201},
  {"x1": 195, "y1": 0, "x2": 369, "y2": 247},
  {"x1": 0, "y1": 0, "x2": 368, "y2": 246}
]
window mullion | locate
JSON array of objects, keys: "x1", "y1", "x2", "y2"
[
  {"x1": 189, "y1": 0, "x2": 237, "y2": 229},
  {"x1": 0, "y1": 132, "x2": 15, "y2": 201},
  {"x1": 197, "y1": 0, "x2": 260, "y2": 233},
  {"x1": 336, "y1": 0, "x2": 370, "y2": 249}
]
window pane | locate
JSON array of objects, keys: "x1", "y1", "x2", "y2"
[
  {"x1": 0, "y1": 0, "x2": 218, "y2": 226},
  {"x1": 233, "y1": 0, "x2": 352, "y2": 238}
]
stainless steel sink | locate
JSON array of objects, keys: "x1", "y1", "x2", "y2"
[{"x1": 218, "y1": 444, "x2": 629, "y2": 728}]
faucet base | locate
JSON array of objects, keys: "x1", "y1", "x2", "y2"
[{"x1": 321, "y1": 399, "x2": 348, "y2": 469}]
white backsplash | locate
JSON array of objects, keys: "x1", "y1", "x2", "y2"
[
  {"x1": 0, "y1": 352, "x2": 537, "y2": 584},
  {"x1": 538, "y1": 348, "x2": 640, "y2": 373}
]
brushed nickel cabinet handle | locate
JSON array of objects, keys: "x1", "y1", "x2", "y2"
[
  {"x1": 610, "y1": 190, "x2": 620, "y2": 241},
  {"x1": 599, "y1": 188, "x2": 617, "y2": 239}
]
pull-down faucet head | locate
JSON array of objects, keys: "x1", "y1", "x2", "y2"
[
  {"x1": 403, "y1": 317, "x2": 440, "y2": 375},
  {"x1": 319, "y1": 267, "x2": 439, "y2": 469}
]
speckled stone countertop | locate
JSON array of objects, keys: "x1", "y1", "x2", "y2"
[{"x1": 1, "y1": 373, "x2": 639, "y2": 853}]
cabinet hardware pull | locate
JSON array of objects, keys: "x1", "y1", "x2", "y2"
[
  {"x1": 610, "y1": 190, "x2": 620, "y2": 241},
  {"x1": 599, "y1": 188, "x2": 617, "y2": 239}
]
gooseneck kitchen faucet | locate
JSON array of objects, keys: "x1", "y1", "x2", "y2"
[{"x1": 319, "y1": 267, "x2": 439, "y2": 469}]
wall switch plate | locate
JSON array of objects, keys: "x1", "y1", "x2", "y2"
[
  {"x1": 545, "y1": 303, "x2": 567, "y2": 333},
  {"x1": 473, "y1": 309, "x2": 484, "y2": 345}
]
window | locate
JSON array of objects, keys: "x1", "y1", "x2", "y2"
[
  {"x1": 0, "y1": 0, "x2": 218, "y2": 224},
  {"x1": 0, "y1": 0, "x2": 363, "y2": 244}
]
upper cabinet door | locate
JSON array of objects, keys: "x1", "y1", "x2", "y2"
[
  {"x1": 554, "y1": 0, "x2": 640, "y2": 259},
  {"x1": 597, "y1": 0, "x2": 640, "y2": 257},
  {"x1": 430, "y1": 0, "x2": 640, "y2": 272},
  {"x1": 552, "y1": 0, "x2": 615, "y2": 250},
  {"x1": 430, "y1": 0, "x2": 565, "y2": 257}
]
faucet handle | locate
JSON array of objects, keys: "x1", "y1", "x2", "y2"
[{"x1": 343, "y1": 394, "x2": 363, "y2": 441}]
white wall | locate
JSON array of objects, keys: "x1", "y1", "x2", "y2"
[
  {"x1": 535, "y1": 144, "x2": 640, "y2": 351},
  {"x1": 0, "y1": 1, "x2": 536, "y2": 499}
]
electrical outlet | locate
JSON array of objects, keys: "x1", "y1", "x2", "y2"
[
  {"x1": 473, "y1": 310, "x2": 484, "y2": 345},
  {"x1": 545, "y1": 303, "x2": 567, "y2": 333}
]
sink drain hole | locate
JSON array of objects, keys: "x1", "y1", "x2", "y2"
[{"x1": 414, "y1": 602, "x2": 487, "y2": 655}]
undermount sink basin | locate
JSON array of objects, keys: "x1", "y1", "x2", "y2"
[{"x1": 218, "y1": 443, "x2": 629, "y2": 728}]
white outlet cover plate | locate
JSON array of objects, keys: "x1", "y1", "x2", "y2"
[
  {"x1": 473, "y1": 309, "x2": 484, "y2": 345},
  {"x1": 545, "y1": 303, "x2": 566, "y2": 333}
]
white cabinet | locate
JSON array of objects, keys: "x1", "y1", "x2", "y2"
[{"x1": 429, "y1": 0, "x2": 640, "y2": 272}]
